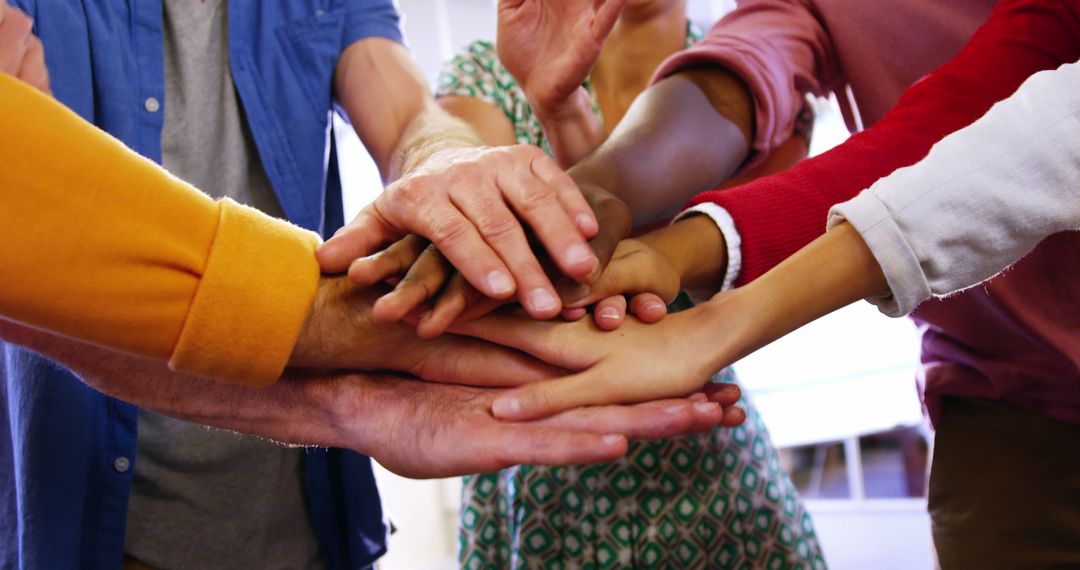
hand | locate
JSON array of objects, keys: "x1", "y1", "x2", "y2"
[
  {"x1": 289, "y1": 277, "x2": 560, "y2": 387},
  {"x1": 318, "y1": 145, "x2": 601, "y2": 318},
  {"x1": 344, "y1": 182, "x2": 632, "y2": 338},
  {"x1": 327, "y1": 373, "x2": 744, "y2": 478},
  {"x1": 0, "y1": 318, "x2": 741, "y2": 479},
  {"x1": 449, "y1": 294, "x2": 752, "y2": 421},
  {"x1": 497, "y1": 0, "x2": 627, "y2": 115},
  {"x1": 558, "y1": 237, "x2": 677, "y2": 330},
  {"x1": 0, "y1": 2, "x2": 50, "y2": 94}
]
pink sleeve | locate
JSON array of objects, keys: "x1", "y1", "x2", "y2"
[{"x1": 653, "y1": 0, "x2": 840, "y2": 155}]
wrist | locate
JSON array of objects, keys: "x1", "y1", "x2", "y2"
[
  {"x1": 528, "y1": 86, "x2": 593, "y2": 124},
  {"x1": 640, "y1": 215, "x2": 727, "y2": 291}
]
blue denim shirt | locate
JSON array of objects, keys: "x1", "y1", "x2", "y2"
[{"x1": 0, "y1": 2, "x2": 401, "y2": 568}]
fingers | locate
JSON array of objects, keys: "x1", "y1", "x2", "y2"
[
  {"x1": 0, "y1": 5, "x2": 33, "y2": 75},
  {"x1": 17, "y1": 34, "x2": 49, "y2": 94},
  {"x1": 629, "y1": 293, "x2": 668, "y2": 323},
  {"x1": 452, "y1": 185, "x2": 563, "y2": 318},
  {"x1": 530, "y1": 155, "x2": 598, "y2": 237},
  {"x1": 579, "y1": 186, "x2": 631, "y2": 283},
  {"x1": 370, "y1": 244, "x2": 452, "y2": 323},
  {"x1": 324, "y1": 200, "x2": 520, "y2": 303},
  {"x1": 537, "y1": 397, "x2": 728, "y2": 440},
  {"x1": 406, "y1": 335, "x2": 564, "y2": 387},
  {"x1": 348, "y1": 234, "x2": 428, "y2": 288},
  {"x1": 416, "y1": 273, "x2": 481, "y2": 338},
  {"x1": 721, "y1": 405, "x2": 746, "y2": 427},
  {"x1": 317, "y1": 207, "x2": 402, "y2": 273},
  {"x1": 702, "y1": 381, "x2": 742, "y2": 407},
  {"x1": 449, "y1": 312, "x2": 596, "y2": 370},
  {"x1": 561, "y1": 241, "x2": 679, "y2": 309},
  {"x1": 561, "y1": 306, "x2": 588, "y2": 321},
  {"x1": 703, "y1": 382, "x2": 746, "y2": 427},
  {"x1": 592, "y1": 0, "x2": 631, "y2": 40},
  {"x1": 489, "y1": 426, "x2": 627, "y2": 469},
  {"x1": 592, "y1": 295, "x2": 626, "y2": 331},
  {"x1": 490, "y1": 369, "x2": 614, "y2": 421}
]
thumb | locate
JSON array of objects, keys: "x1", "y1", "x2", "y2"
[{"x1": 316, "y1": 209, "x2": 399, "y2": 273}]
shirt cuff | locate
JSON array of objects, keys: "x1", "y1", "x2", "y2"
[
  {"x1": 169, "y1": 199, "x2": 322, "y2": 387},
  {"x1": 673, "y1": 203, "x2": 742, "y2": 297},
  {"x1": 827, "y1": 192, "x2": 931, "y2": 318}
]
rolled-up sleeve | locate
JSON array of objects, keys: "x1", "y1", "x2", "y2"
[
  {"x1": 653, "y1": 0, "x2": 840, "y2": 155},
  {"x1": 340, "y1": 0, "x2": 403, "y2": 49},
  {"x1": 0, "y1": 73, "x2": 321, "y2": 387}
]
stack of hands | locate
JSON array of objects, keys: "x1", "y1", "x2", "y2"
[
  {"x1": 0, "y1": 0, "x2": 770, "y2": 480},
  {"x1": 295, "y1": 137, "x2": 752, "y2": 479},
  {"x1": 269, "y1": 0, "x2": 765, "y2": 479}
]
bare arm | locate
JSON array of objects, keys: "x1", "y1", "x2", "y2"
[
  {"x1": 318, "y1": 38, "x2": 601, "y2": 318},
  {"x1": 569, "y1": 69, "x2": 754, "y2": 227},
  {"x1": 0, "y1": 317, "x2": 741, "y2": 478},
  {"x1": 449, "y1": 222, "x2": 888, "y2": 420}
]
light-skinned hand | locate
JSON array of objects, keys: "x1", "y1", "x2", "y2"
[
  {"x1": 344, "y1": 183, "x2": 631, "y2": 337},
  {"x1": 497, "y1": 0, "x2": 628, "y2": 116},
  {"x1": 317, "y1": 145, "x2": 601, "y2": 319},
  {"x1": 448, "y1": 294, "x2": 752, "y2": 421}
]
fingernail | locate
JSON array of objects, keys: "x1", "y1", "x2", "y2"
[
  {"x1": 565, "y1": 243, "x2": 597, "y2": 270},
  {"x1": 576, "y1": 214, "x2": 597, "y2": 233},
  {"x1": 487, "y1": 271, "x2": 514, "y2": 296},
  {"x1": 597, "y1": 307, "x2": 620, "y2": 321},
  {"x1": 602, "y1": 434, "x2": 623, "y2": 445},
  {"x1": 664, "y1": 404, "x2": 686, "y2": 414},
  {"x1": 694, "y1": 402, "x2": 719, "y2": 413},
  {"x1": 493, "y1": 397, "x2": 522, "y2": 418},
  {"x1": 643, "y1": 300, "x2": 666, "y2": 313},
  {"x1": 529, "y1": 288, "x2": 559, "y2": 313}
]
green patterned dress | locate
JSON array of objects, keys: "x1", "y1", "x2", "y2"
[{"x1": 437, "y1": 28, "x2": 825, "y2": 570}]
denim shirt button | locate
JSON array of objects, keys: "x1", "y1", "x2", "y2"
[
  {"x1": 144, "y1": 97, "x2": 161, "y2": 114},
  {"x1": 113, "y1": 456, "x2": 131, "y2": 473}
]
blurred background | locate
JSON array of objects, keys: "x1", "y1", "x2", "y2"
[{"x1": 334, "y1": 1, "x2": 935, "y2": 568}]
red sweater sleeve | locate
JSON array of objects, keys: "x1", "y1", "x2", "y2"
[{"x1": 686, "y1": 0, "x2": 1080, "y2": 286}]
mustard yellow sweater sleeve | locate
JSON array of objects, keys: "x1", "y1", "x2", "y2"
[{"x1": 0, "y1": 73, "x2": 320, "y2": 387}]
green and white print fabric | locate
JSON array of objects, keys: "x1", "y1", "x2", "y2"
[{"x1": 438, "y1": 25, "x2": 825, "y2": 570}]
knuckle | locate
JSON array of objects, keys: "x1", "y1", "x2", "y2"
[
  {"x1": 428, "y1": 216, "x2": 471, "y2": 249},
  {"x1": 474, "y1": 210, "x2": 521, "y2": 243}
]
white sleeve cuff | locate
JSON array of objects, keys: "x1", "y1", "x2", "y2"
[
  {"x1": 828, "y1": 192, "x2": 932, "y2": 317},
  {"x1": 673, "y1": 203, "x2": 742, "y2": 293}
]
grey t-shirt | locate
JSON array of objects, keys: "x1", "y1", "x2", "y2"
[{"x1": 123, "y1": 1, "x2": 321, "y2": 568}]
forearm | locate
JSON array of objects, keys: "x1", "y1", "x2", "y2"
[
  {"x1": 699, "y1": 222, "x2": 888, "y2": 371},
  {"x1": 334, "y1": 38, "x2": 484, "y2": 182},
  {"x1": 531, "y1": 87, "x2": 606, "y2": 168},
  {"x1": 569, "y1": 69, "x2": 752, "y2": 227},
  {"x1": 830, "y1": 59, "x2": 1080, "y2": 316},
  {"x1": 637, "y1": 215, "x2": 728, "y2": 294},
  {"x1": 0, "y1": 74, "x2": 320, "y2": 387},
  {"x1": 0, "y1": 318, "x2": 349, "y2": 449}
]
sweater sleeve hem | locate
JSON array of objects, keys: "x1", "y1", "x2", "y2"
[{"x1": 169, "y1": 199, "x2": 321, "y2": 387}]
